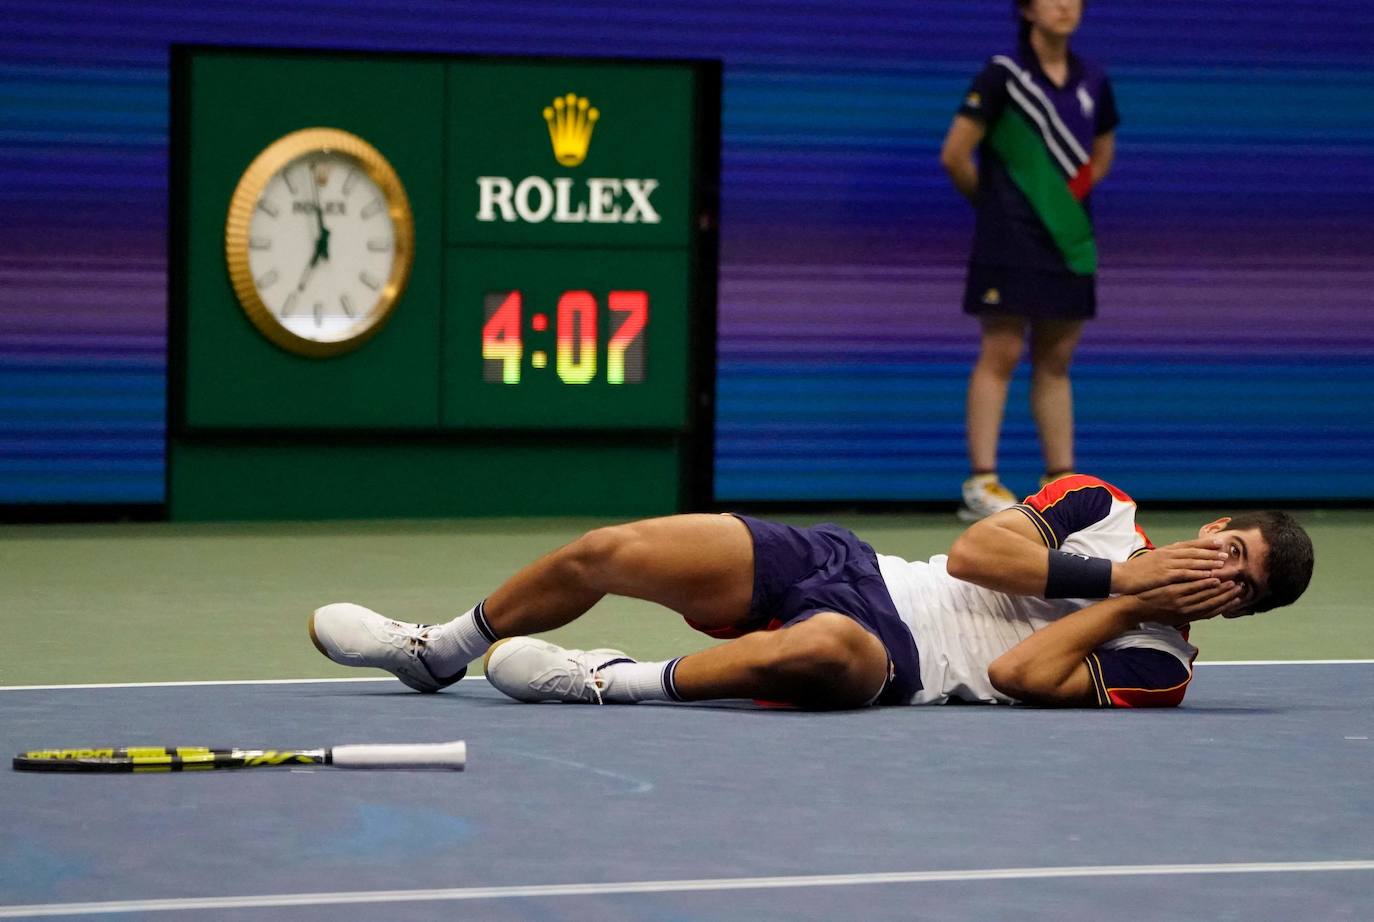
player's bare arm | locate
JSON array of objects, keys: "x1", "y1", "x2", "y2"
[
  {"x1": 987, "y1": 595, "x2": 1143, "y2": 705},
  {"x1": 949, "y1": 508, "x2": 1227, "y2": 598},
  {"x1": 988, "y1": 577, "x2": 1243, "y2": 706},
  {"x1": 947, "y1": 507, "x2": 1062, "y2": 595}
]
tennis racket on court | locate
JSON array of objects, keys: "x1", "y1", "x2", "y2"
[{"x1": 12, "y1": 740, "x2": 466, "y2": 773}]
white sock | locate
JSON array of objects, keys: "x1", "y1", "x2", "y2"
[
  {"x1": 599, "y1": 658, "x2": 684, "y2": 704},
  {"x1": 422, "y1": 601, "x2": 498, "y2": 680}
]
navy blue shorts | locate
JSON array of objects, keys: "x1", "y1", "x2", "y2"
[{"x1": 688, "y1": 515, "x2": 922, "y2": 706}]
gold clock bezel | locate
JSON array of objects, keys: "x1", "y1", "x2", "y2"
[{"x1": 224, "y1": 127, "x2": 415, "y2": 359}]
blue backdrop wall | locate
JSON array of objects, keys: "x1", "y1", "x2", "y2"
[{"x1": 2, "y1": 1, "x2": 1371, "y2": 506}]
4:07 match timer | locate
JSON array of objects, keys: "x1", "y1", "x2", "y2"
[{"x1": 483, "y1": 288, "x2": 647, "y2": 385}]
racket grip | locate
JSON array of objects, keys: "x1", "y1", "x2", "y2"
[{"x1": 331, "y1": 740, "x2": 466, "y2": 770}]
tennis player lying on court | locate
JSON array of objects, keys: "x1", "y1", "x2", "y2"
[{"x1": 309, "y1": 474, "x2": 1314, "y2": 708}]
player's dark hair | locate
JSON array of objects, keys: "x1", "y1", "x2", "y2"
[{"x1": 1228, "y1": 511, "x2": 1314, "y2": 613}]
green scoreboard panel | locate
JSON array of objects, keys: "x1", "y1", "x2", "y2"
[
  {"x1": 445, "y1": 248, "x2": 689, "y2": 428},
  {"x1": 170, "y1": 47, "x2": 719, "y2": 520}
]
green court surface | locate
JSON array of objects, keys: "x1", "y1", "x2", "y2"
[{"x1": 2, "y1": 509, "x2": 1369, "y2": 687}]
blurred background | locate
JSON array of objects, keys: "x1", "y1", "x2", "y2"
[{"x1": 2, "y1": 0, "x2": 1372, "y2": 514}]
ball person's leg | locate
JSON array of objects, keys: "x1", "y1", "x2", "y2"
[
  {"x1": 1029, "y1": 319, "x2": 1085, "y2": 477},
  {"x1": 967, "y1": 314, "x2": 1027, "y2": 473}
]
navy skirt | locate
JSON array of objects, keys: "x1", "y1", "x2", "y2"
[{"x1": 963, "y1": 262, "x2": 1096, "y2": 321}]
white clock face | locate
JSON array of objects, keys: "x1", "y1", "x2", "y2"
[{"x1": 245, "y1": 152, "x2": 399, "y2": 343}]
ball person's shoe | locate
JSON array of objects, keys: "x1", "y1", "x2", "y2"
[
  {"x1": 483, "y1": 637, "x2": 633, "y2": 704},
  {"x1": 956, "y1": 473, "x2": 1018, "y2": 521},
  {"x1": 309, "y1": 602, "x2": 465, "y2": 693}
]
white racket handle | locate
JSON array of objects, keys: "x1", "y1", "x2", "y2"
[{"x1": 330, "y1": 740, "x2": 466, "y2": 770}]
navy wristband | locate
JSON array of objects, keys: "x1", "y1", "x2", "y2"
[{"x1": 1045, "y1": 550, "x2": 1113, "y2": 599}]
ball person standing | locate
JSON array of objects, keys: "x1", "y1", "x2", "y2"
[{"x1": 940, "y1": 0, "x2": 1118, "y2": 519}]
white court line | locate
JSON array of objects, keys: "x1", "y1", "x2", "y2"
[
  {"x1": 1, "y1": 860, "x2": 1372, "y2": 917},
  {"x1": 0, "y1": 676, "x2": 483, "y2": 692},
  {"x1": 1195, "y1": 659, "x2": 1374, "y2": 666},
  {"x1": 1, "y1": 661, "x2": 1370, "y2": 692}
]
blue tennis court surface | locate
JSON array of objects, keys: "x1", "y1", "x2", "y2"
[{"x1": 2, "y1": 663, "x2": 1372, "y2": 920}]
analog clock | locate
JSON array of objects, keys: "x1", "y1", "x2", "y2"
[{"x1": 224, "y1": 128, "x2": 414, "y2": 358}]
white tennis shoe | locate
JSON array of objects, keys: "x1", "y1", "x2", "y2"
[
  {"x1": 483, "y1": 637, "x2": 633, "y2": 704},
  {"x1": 309, "y1": 602, "x2": 465, "y2": 693}
]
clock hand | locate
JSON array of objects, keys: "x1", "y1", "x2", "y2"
[
  {"x1": 309, "y1": 161, "x2": 330, "y2": 261},
  {"x1": 295, "y1": 226, "x2": 331, "y2": 292},
  {"x1": 295, "y1": 162, "x2": 330, "y2": 291},
  {"x1": 295, "y1": 230, "x2": 331, "y2": 291},
  {"x1": 313, "y1": 225, "x2": 331, "y2": 265},
  {"x1": 295, "y1": 258, "x2": 316, "y2": 293}
]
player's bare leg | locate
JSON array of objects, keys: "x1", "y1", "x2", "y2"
[
  {"x1": 668, "y1": 613, "x2": 890, "y2": 708},
  {"x1": 486, "y1": 611, "x2": 890, "y2": 709},
  {"x1": 310, "y1": 514, "x2": 757, "y2": 691},
  {"x1": 481, "y1": 513, "x2": 756, "y2": 636},
  {"x1": 479, "y1": 516, "x2": 891, "y2": 708},
  {"x1": 1029, "y1": 318, "x2": 1084, "y2": 478}
]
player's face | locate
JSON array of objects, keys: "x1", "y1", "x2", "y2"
[
  {"x1": 1198, "y1": 519, "x2": 1271, "y2": 616},
  {"x1": 1023, "y1": 0, "x2": 1083, "y2": 40}
]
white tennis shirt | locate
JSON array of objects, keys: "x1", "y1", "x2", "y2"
[{"x1": 877, "y1": 476, "x2": 1197, "y2": 705}]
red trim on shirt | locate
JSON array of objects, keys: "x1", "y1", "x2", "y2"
[
  {"x1": 1103, "y1": 643, "x2": 1198, "y2": 708},
  {"x1": 1025, "y1": 474, "x2": 1134, "y2": 511},
  {"x1": 1090, "y1": 644, "x2": 1197, "y2": 709},
  {"x1": 1108, "y1": 682, "x2": 1189, "y2": 708}
]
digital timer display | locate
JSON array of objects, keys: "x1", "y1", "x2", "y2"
[
  {"x1": 482, "y1": 289, "x2": 647, "y2": 385},
  {"x1": 441, "y1": 247, "x2": 690, "y2": 429}
]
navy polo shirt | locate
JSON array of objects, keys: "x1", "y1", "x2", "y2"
[{"x1": 958, "y1": 42, "x2": 1120, "y2": 274}]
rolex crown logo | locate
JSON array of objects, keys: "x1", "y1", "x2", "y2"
[{"x1": 543, "y1": 93, "x2": 599, "y2": 167}]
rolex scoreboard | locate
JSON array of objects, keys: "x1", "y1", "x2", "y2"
[{"x1": 170, "y1": 47, "x2": 719, "y2": 520}]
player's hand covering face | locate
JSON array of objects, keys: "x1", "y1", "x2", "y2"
[
  {"x1": 1132, "y1": 521, "x2": 1271, "y2": 625},
  {"x1": 1134, "y1": 577, "x2": 1245, "y2": 627},
  {"x1": 1113, "y1": 537, "x2": 1228, "y2": 596}
]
